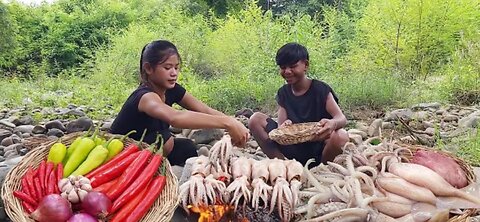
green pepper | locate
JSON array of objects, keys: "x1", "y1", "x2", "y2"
[
  {"x1": 63, "y1": 129, "x2": 98, "y2": 177},
  {"x1": 71, "y1": 143, "x2": 109, "y2": 176},
  {"x1": 47, "y1": 139, "x2": 67, "y2": 165},
  {"x1": 62, "y1": 128, "x2": 92, "y2": 165},
  {"x1": 106, "y1": 130, "x2": 136, "y2": 161}
]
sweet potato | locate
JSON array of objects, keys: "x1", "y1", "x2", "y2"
[{"x1": 412, "y1": 150, "x2": 468, "y2": 188}]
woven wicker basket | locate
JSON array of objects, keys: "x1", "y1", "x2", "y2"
[
  {"x1": 268, "y1": 122, "x2": 319, "y2": 145},
  {"x1": 1, "y1": 132, "x2": 179, "y2": 222},
  {"x1": 398, "y1": 143, "x2": 478, "y2": 222}
]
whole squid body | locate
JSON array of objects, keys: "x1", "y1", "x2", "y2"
[
  {"x1": 375, "y1": 176, "x2": 437, "y2": 205},
  {"x1": 388, "y1": 162, "x2": 480, "y2": 205}
]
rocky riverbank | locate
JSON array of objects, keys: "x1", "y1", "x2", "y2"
[{"x1": 0, "y1": 103, "x2": 478, "y2": 220}]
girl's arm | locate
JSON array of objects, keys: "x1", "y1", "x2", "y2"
[
  {"x1": 178, "y1": 92, "x2": 226, "y2": 116},
  {"x1": 139, "y1": 92, "x2": 249, "y2": 146},
  {"x1": 139, "y1": 92, "x2": 231, "y2": 129}
]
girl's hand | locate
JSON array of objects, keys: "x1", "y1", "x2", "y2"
[
  {"x1": 227, "y1": 118, "x2": 250, "y2": 147},
  {"x1": 313, "y1": 119, "x2": 336, "y2": 141},
  {"x1": 280, "y1": 119, "x2": 292, "y2": 128}
]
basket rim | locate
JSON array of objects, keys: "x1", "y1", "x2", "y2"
[
  {"x1": 268, "y1": 122, "x2": 319, "y2": 145},
  {"x1": 1, "y1": 132, "x2": 179, "y2": 222},
  {"x1": 397, "y1": 143, "x2": 478, "y2": 221}
]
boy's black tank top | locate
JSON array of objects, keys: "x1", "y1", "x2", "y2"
[
  {"x1": 276, "y1": 79, "x2": 338, "y2": 123},
  {"x1": 109, "y1": 84, "x2": 186, "y2": 144}
]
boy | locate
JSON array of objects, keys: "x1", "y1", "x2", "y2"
[{"x1": 248, "y1": 43, "x2": 348, "y2": 167}]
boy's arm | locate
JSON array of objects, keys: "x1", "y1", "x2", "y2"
[
  {"x1": 324, "y1": 93, "x2": 347, "y2": 129},
  {"x1": 314, "y1": 93, "x2": 347, "y2": 140},
  {"x1": 277, "y1": 106, "x2": 291, "y2": 126}
]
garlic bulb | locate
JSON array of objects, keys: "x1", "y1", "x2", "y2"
[
  {"x1": 68, "y1": 188, "x2": 80, "y2": 203},
  {"x1": 77, "y1": 189, "x2": 89, "y2": 201},
  {"x1": 80, "y1": 183, "x2": 92, "y2": 191},
  {"x1": 78, "y1": 177, "x2": 91, "y2": 185},
  {"x1": 59, "y1": 175, "x2": 93, "y2": 203}
]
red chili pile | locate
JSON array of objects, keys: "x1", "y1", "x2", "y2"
[{"x1": 12, "y1": 131, "x2": 167, "y2": 222}]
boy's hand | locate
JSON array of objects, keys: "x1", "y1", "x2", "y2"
[
  {"x1": 280, "y1": 119, "x2": 292, "y2": 127},
  {"x1": 313, "y1": 119, "x2": 336, "y2": 141}
]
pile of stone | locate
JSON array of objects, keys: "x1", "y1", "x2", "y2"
[{"x1": 347, "y1": 103, "x2": 479, "y2": 148}]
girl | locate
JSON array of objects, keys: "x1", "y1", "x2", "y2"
[{"x1": 110, "y1": 40, "x2": 249, "y2": 166}]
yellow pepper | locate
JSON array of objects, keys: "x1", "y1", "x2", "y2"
[
  {"x1": 63, "y1": 129, "x2": 98, "y2": 177},
  {"x1": 106, "y1": 130, "x2": 136, "y2": 161},
  {"x1": 94, "y1": 131, "x2": 106, "y2": 146},
  {"x1": 47, "y1": 140, "x2": 67, "y2": 165},
  {"x1": 71, "y1": 144, "x2": 109, "y2": 176},
  {"x1": 62, "y1": 127, "x2": 92, "y2": 165}
]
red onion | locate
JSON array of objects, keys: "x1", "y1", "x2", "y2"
[
  {"x1": 67, "y1": 213, "x2": 98, "y2": 222},
  {"x1": 31, "y1": 194, "x2": 73, "y2": 222},
  {"x1": 81, "y1": 191, "x2": 112, "y2": 218}
]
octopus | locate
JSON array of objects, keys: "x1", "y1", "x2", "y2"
[
  {"x1": 268, "y1": 158, "x2": 293, "y2": 221},
  {"x1": 286, "y1": 159, "x2": 304, "y2": 207},
  {"x1": 179, "y1": 155, "x2": 226, "y2": 212},
  {"x1": 251, "y1": 158, "x2": 273, "y2": 210},
  {"x1": 209, "y1": 135, "x2": 234, "y2": 173},
  {"x1": 226, "y1": 157, "x2": 253, "y2": 212}
]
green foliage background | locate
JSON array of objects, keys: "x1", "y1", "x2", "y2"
[{"x1": 0, "y1": 0, "x2": 479, "y2": 117}]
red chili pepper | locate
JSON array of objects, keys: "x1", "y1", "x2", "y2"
[
  {"x1": 93, "y1": 177, "x2": 119, "y2": 195},
  {"x1": 54, "y1": 180, "x2": 60, "y2": 194},
  {"x1": 34, "y1": 177, "x2": 43, "y2": 198},
  {"x1": 13, "y1": 191, "x2": 37, "y2": 206},
  {"x1": 90, "y1": 152, "x2": 140, "y2": 188},
  {"x1": 110, "y1": 179, "x2": 150, "y2": 222},
  {"x1": 126, "y1": 175, "x2": 167, "y2": 222},
  {"x1": 56, "y1": 163, "x2": 63, "y2": 182},
  {"x1": 25, "y1": 168, "x2": 38, "y2": 201},
  {"x1": 111, "y1": 136, "x2": 164, "y2": 213},
  {"x1": 38, "y1": 161, "x2": 46, "y2": 192},
  {"x1": 106, "y1": 133, "x2": 158, "y2": 202},
  {"x1": 21, "y1": 201, "x2": 35, "y2": 214},
  {"x1": 21, "y1": 177, "x2": 31, "y2": 197},
  {"x1": 106, "y1": 151, "x2": 151, "y2": 201},
  {"x1": 47, "y1": 170, "x2": 56, "y2": 195},
  {"x1": 86, "y1": 130, "x2": 147, "y2": 178},
  {"x1": 44, "y1": 162, "x2": 54, "y2": 190}
]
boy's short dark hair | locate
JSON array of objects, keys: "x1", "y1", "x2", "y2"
[{"x1": 275, "y1": 43, "x2": 309, "y2": 66}]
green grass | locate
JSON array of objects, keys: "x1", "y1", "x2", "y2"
[
  {"x1": 453, "y1": 130, "x2": 480, "y2": 166},
  {"x1": 0, "y1": 75, "x2": 133, "y2": 120}
]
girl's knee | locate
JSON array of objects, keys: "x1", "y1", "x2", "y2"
[
  {"x1": 163, "y1": 137, "x2": 174, "y2": 156},
  {"x1": 179, "y1": 139, "x2": 198, "y2": 158},
  {"x1": 167, "y1": 138, "x2": 198, "y2": 166}
]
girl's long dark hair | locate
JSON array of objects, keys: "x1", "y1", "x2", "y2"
[{"x1": 139, "y1": 40, "x2": 181, "y2": 84}]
